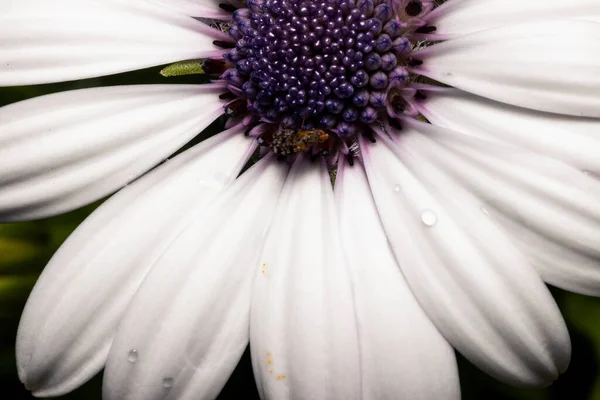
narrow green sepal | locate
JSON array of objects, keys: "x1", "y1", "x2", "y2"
[{"x1": 160, "y1": 60, "x2": 206, "y2": 77}]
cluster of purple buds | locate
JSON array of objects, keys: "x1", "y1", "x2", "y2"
[{"x1": 213, "y1": 0, "x2": 436, "y2": 155}]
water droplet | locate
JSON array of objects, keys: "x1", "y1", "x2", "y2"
[
  {"x1": 480, "y1": 205, "x2": 490, "y2": 216},
  {"x1": 583, "y1": 170, "x2": 591, "y2": 175},
  {"x1": 127, "y1": 349, "x2": 138, "y2": 363},
  {"x1": 421, "y1": 209, "x2": 437, "y2": 227},
  {"x1": 162, "y1": 377, "x2": 174, "y2": 388},
  {"x1": 393, "y1": 184, "x2": 401, "y2": 193}
]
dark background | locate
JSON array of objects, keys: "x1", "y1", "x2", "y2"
[{"x1": 1, "y1": 69, "x2": 600, "y2": 400}]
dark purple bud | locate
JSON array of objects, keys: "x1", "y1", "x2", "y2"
[
  {"x1": 364, "y1": 52, "x2": 382, "y2": 70},
  {"x1": 381, "y1": 53, "x2": 397, "y2": 71},
  {"x1": 369, "y1": 91, "x2": 386, "y2": 108},
  {"x1": 315, "y1": 101, "x2": 325, "y2": 112},
  {"x1": 330, "y1": 65, "x2": 346, "y2": 76},
  {"x1": 375, "y1": 34, "x2": 392, "y2": 52},
  {"x1": 232, "y1": 9, "x2": 251, "y2": 23},
  {"x1": 326, "y1": 98, "x2": 344, "y2": 114},
  {"x1": 360, "y1": 107, "x2": 378, "y2": 123},
  {"x1": 336, "y1": 122, "x2": 357, "y2": 137},
  {"x1": 334, "y1": 82, "x2": 355, "y2": 98},
  {"x1": 389, "y1": 67, "x2": 408, "y2": 84},
  {"x1": 392, "y1": 37, "x2": 411, "y2": 54},
  {"x1": 383, "y1": 19, "x2": 403, "y2": 38},
  {"x1": 352, "y1": 89, "x2": 369, "y2": 107},
  {"x1": 373, "y1": 4, "x2": 392, "y2": 22},
  {"x1": 237, "y1": 20, "x2": 252, "y2": 34},
  {"x1": 350, "y1": 69, "x2": 369, "y2": 87},
  {"x1": 242, "y1": 82, "x2": 258, "y2": 99},
  {"x1": 236, "y1": 59, "x2": 252, "y2": 73},
  {"x1": 357, "y1": 0, "x2": 374, "y2": 16},
  {"x1": 248, "y1": 0, "x2": 263, "y2": 12},
  {"x1": 228, "y1": 24, "x2": 242, "y2": 40},
  {"x1": 347, "y1": 8, "x2": 363, "y2": 23},
  {"x1": 343, "y1": 107, "x2": 359, "y2": 122},
  {"x1": 366, "y1": 18, "x2": 382, "y2": 34},
  {"x1": 369, "y1": 71, "x2": 388, "y2": 89}
]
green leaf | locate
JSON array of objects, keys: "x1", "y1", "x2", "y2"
[{"x1": 160, "y1": 60, "x2": 205, "y2": 77}]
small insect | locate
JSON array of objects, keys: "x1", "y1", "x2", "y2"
[{"x1": 260, "y1": 127, "x2": 332, "y2": 156}]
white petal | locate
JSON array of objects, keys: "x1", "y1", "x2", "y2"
[
  {"x1": 0, "y1": 84, "x2": 226, "y2": 221},
  {"x1": 415, "y1": 20, "x2": 600, "y2": 117},
  {"x1": 406, "y1": 121, "x2": 600, "y2": 296},
  {"x1": 416, "y1": 88, "x2": 600, "y2": 173},
  {"x1": 103, "y1": 156, "x2": 288, "y2": 400},
  {"x1": 16, "y1": 127, "x2": 255, "y2": 397},
  {"x1": 0, "y1": 0, "x2": 226, "y2": 86},
  {"x1": 361, "y1": 125, "x2": 570, "y2": 387},
  {"x1": 428, "y1": 0, "x2": 600, "y2": 37},
  {"x1": 335, "y1": 161, "x2": 460, "y2": 400},
  {"x1": 488, "y1": 208, "x2": 600, "y2": 297},
  {"x1": 250, "y1": 156, "x2": 360, "y2": 400},
  {"x1": 148, "y1": 0, "x2": 231, "y2": 18}
]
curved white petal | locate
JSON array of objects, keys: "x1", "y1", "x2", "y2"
[
  {"x1": 489, "y1": 208, "x2": 600, "y2": 297},
  {"x1": 0, "y1": 0, "x2": 227, "y2": 86},
  {"x1": 250, "y1": 156, "x2": 360, "y2": 400},
  {"x1": 0, "y1": 84, "x2": 226, "y2": 222},
  {"x1": 16, "y1": 127, "x2": 255, "y2": 397},
  {"x1": 148, "y1": 0, "x2": 231, "y2": 18},
  {"x1": 416, "y1": 88, "x2": 600, "y2": 173},
  {"x1": 335, "y1": 161, "x2": 460, "y2": 400},
  {"x1": 361, "y1": 125, "x2": 570, "y2": 387},
  {"x1": 406, "y1": 121, "x2": 600, "y2": 296},
  {"x1": 428, "y1": 0, "x2": 600, "y2": 37},
  {"x1": 416, "y1": 20, "x2": 600, "y2": 117},
  {"x1": 102, "y1": 156, "x2": 288, "y2": 400}
]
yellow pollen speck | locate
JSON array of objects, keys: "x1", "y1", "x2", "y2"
[
  {"x1": 267, "y1": 359, "x2": 272, "y2": 364},
  {"x1": 281, "y1": 375, "x2": 286, "y2": 379},
  {"x1": 261, "y1": 270, "x2": 266, "y2": 274},
  {"x1": 267, "y1": 352, "x2": 271, "y2": 356},
  {"x1": 277, "y1": 375, "x2": 282, "y2": 380},
  {"x1": 269, "y1": 369, "x2": 273, "y2": 374},
  {"x1": 262, "y1": 263, "x2": 266, "y2": 266}
]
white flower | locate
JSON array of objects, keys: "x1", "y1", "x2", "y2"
[{"x1": 2, "y1": 0, "x2": 599, "y2": 399}]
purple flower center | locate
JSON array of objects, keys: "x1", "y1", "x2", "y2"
[{"x1": 223, "y1": 0, "x2": 417, "y2": 132}]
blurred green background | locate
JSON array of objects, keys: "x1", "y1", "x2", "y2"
[{"x1": 1, "y1": 71, "x2": 600, "y2": 400}]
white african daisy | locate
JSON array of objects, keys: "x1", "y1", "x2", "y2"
[{"x1": 2, "y1": 0, "x2": 599, "y2": 399}]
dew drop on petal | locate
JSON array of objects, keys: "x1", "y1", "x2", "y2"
[
  {"x1": 162, "y1": 377, "x2": 174, "y2": 388},
  {"x1": 480, "y1": 205, "x2": 490, "y2": 216},
  {"x1": 127, "y1": 349, "x2": 138, "y2": 363},
  {"x1": 421, "y1": 209, "x2": 437, "y2": 227},
  {"x1": 393, "y1": 184, "x2": 401, "y2": 192}
]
